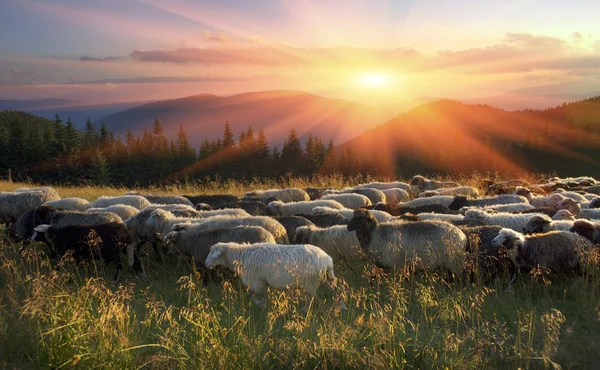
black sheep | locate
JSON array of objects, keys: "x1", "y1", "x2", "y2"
[
  {"x1": 183, "y1": 194, "x2": 240, "y2": 209},
  {"x1": 459, "y1": 225, "x2": 513, "y2": 283},
  {"x1": 273, "y1": 216, "x2": 316, "y2": 242}
]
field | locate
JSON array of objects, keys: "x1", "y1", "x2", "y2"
[{"x1": 1, "y1": 174, "x2": 599, "y2": 369}]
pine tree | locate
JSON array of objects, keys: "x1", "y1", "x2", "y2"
[
  {"x1": 151, "y1": 119, "x2": 171, "y2": 182},
  {"x1": 83, "y1": 119, "x2": 98, "y2": 148},
  {"x1": 199, "y1": 139, "x2": 211, "y2": 159},
  {"x1": 7, "y1": 115, "x2": 27, "y2": 173},
  {"x1": 90, "y1": 149, "x2": 110, "y2": 185},
  {"x1": 53, "y1": 113, "x2": 65, "y2": 154},
  {"x1": 222, "y1": 121, "x2": 235, "y2": 148},
  {"x1": 281, "y1": 129, "x2": 303, "y2": 174},
  {"x1": 255, "y1": 128, "x2": 271, "y2": 178},
  {"x1": 63, "y1": 118, "x2": 79, "y2": 153},
  {"x1": 99, "y1": 123, "x2": 111, "y2": 144}
]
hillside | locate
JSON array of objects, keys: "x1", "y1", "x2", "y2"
[
  {"x1": 95, "y1": 90, "x2": 393, "y2": 145},
  {"x1": 336, "y1": 97, "x2": 600, "y2": 177}
]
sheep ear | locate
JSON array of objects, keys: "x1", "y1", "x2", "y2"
[{"x1": 211, "y1": 249, "x2": 222, "y2": 258}]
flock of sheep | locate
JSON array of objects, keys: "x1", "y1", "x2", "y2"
[{"x1": 1, "y1": 174, "x2": 600, "y2": 310}]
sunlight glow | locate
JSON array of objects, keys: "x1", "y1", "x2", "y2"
[{"x1": 359, "y1": 73, "x2": 391, "y2": 87}]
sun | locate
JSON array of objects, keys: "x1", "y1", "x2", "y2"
[{"x1": 359, "y1": 73, "x2": 391, "y2": 87}]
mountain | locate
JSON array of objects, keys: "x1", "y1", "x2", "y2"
[
  {"x1": 95, "y1": 90, "x2": 394, "y2": 146},
  {"x1": 336, "y1": 97, "x2": 600, "y2": 177},
  {"x1": 0, "y1": 99, "x2": 147, "y2": 127}
]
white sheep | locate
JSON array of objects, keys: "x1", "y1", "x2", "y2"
[
  {"x1": 244, "y1": 188, "x2": 310, "y2": 203},
  {"x1": 321, "y1": 194, "x2": 372, "y2": 209},
  {"x1": 410, "y1": 175, "x2": 460, "y2": 191},
  {"x1": 42, "y1": 197, "x2": 91, "y2": 211},
  {"x1": 312, "y1": 206, "x2": 393, "y2": 223},
  {"x1": 551, "y1": 191, "x2": 588, "y2": 203},
  {"x1": 294, "y1": 225, "x2": 364, "y2": 263},
  {"x1": 355, "y1": 181, "x2": 412, "y2": 192},
  {"x1": 522, "y1": 214, "x2": 576, "y2": 234},
  {"x1": 91, "y1": 195, "x2": 151, "y2": 210},
  {"x1": 415, "y1": 213, "x2": 465, "y2": 222},
  {"x1": 483, "y1": 203, "x2": 534, "y2": 212},
  {"x1": 552, "y1": 209, "x2": 576, "y2": 221},
  {"x1": 399, "y1": 195, "x2": 455, "y2": 208},
  {"x1": 86, "y1": 205, "x2": 140, "y2": 220},
  {"x1": 0, "y1": 188, "x2": 61, "y2": 224},
  {"x1": 577, "y1": 208, "x2": 600, "y2": 220},
  {"x1": 464, "y1": 209, "x2": 546, "y2": 232},
  {"x1": 380, "y1": 188, "x2": 411, "y2": 205},
  {"x1": 267, "y1": 200, "x2": 344, "y2": 217},
  {"x1": 175, "y1": 215, "x2": 289, "y2": 244},
  {"x1": 529, "y1": 193, "x2": 566, "y2": 208},
  {"x1": 197, "y1": 209, "x2": 250, "y2": 218},
  {"x1": 205, "y1": 242, "x2": 345, "y2": 310},
  {"x1": 420, "y1": 186, "x2": 479, "y2": 199},
  {"x1": 141, "y1": 194, "x2": 194, "y2": 206},
  {"x1": 347, "y1": 210, "x2": 467, "y2": 279},
  {"x1": 145, "y1": 209, "x2": 206, "y2": 240}
]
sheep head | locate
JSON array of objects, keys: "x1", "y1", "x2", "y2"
[
  {"x1": 589, "y1": 198, "x2": 600, "y2": 209},
  {"x1": 410, "y1": 175, "x2": 427, "y2": 186},
  {"x1": 31, "y1": 224, "x2": 53, "y2": 244},
  {"x1": 267, "y1": 201, "x2": 284, "y2": 216},
  {"x1": 463, "y1": 209, "x2": 486, "y2": 223},
  {"x1": 552, "y1": 209, "x2": 575, "y2": 221},
  {"x1": 448, "y1": 196, "x2": 469, "y2": 210},
  {"x1": 294, "y1": 226, "x2": 312, "y2": 244},
  {"x1": 555, "y1": 198, "x2": 580, "y2": 215},
  {"x1": 492, "y1": 228, "x2": 525, "y2": 250},
  {"x1": 33, "y1": 205, "x2": 57, "y2": 226},
  {"x1": 523, "y1": 215, "x2": 552, "y2": 234},
  {"x1": 205, "y1": 243, "x2": 228, "y2": 269},
  {"x1": 195, "y1": 203, "x2": 213, "y2": 211},
  {"x1": 570, "y1": 220, "x2": 599, "y2": 244}
]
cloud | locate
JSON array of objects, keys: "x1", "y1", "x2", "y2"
[
  {"x1": 202, "y1": 30, "x2": 232, "y2": 44},
  {"x1": 9, "y1": 68, "x2": 54, "y2": 85},
  {"x1": 80, "y1": 56, "x2": 121, "y2": 62}
]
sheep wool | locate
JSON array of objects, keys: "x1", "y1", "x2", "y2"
[
  {"x1": 321, "y1": 193, "x2": 372, "y2": 209},
  {"x1": 267, "y1": 200, "x2": 344, "y2": 217},
  {"x1": 91, "y1": 195, "x2": 151, "y2": 210},
  {"x1": 244, "y1": 188, "x2": 310, "y2": 203},
  {"x1": 43, "y1": 198, "x2": 91, "y2": 211},
  {"x1": 86, "y1": 205, "x2": 140, "y2": 220}
]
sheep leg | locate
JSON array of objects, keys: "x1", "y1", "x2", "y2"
[
  {"x1": 505, "y1": 273, "x2": 518, "y2": 293},
  {"x1": 323, "y1": 278, "x2": 347, "y2": 311},
  {"x1": 248, "y1": 281, "x2": 268, "y2": 310},
  {"x1": 134, "y1": 240, "x2": 146, "y2": 252},
  {"x1": 151, "y1": 241, "x2": 163, "y2": 262}
]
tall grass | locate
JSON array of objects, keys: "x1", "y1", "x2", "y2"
[{"x1": 1, "y1": 173, "x2": 598, "y2": 368}]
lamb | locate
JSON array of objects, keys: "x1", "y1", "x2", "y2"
[
  {"x1": 294, "y1": 225, "x2": 364, "y2": 263},
  {"x1": 174, "y1": 215, "x2": 289, "y2": 244},
  {"x1": 492, "y1": 228, "x2": 592, "y2": 280},
  {"x1": 464, "y1": 209, "x2": 546, "y2": 232},
  {"x1": 448, "y1": 195, "x2": 529, "y2": 211},
  {"x1": 380, "y1": 188, "x2": 411, "y2": 205},
  {"x1": 372, "y1": 202, "x2": 454, "y2": 216},
  {"x1": 219, "y1": 200, "x2": 269, "y2": 216},
  {"x1": 355, "y1": 181, "x2": 412, "y2": 192},
  {"x1": 141, "y1": 194, "x2": 194, "y2": 206},
  {"x1": 42, "y1": 198, "x2": 91, "y2": 211},
  {"x1": 321, "y1": 194, "x2": 372, "y2": 209},
  {"x1": 183, "y1": 194, "x2": 240, "y2": 209},
  {"x1": 398, "y1": 195, "x2": 456, "y2": 208},
  {"x1": 205, "y1": 242, "x2": 345, "y2": 310},
  {"x1": 579, "y1": 209, "x2": 600, "y2": 220},
  {"x1": 31, "y1": 223, "x2": 145, "y2": 281},
  {"x1": 552, "y1": 209, "x2": 576, "y2": 221},
  {"x1": 86, "y1": 205, "x2": 140, "y2": 220},
  {"x1": 569, "y1": 220, "x2": 600, "y2": 244},
  {"x1": 267, "y1": 200, "x2": 344, "y2": 217},
  {"x1": 244, "y1": 188, "x2": 310, "y2": 203},
  {"x1": 295, "y1": 213, "x2": 348, "y2": 228},
  {"x1": 420, "y1": 186, "x2": 479, "y2": 199},
  {"x1": 0, "y1": 188, "x2": 61, "y2": 225},
  {"x1": 346, "y1": 209, "x2": 467, "y2": 279},
  {"x1": 459, "y1": 225, "x2": 512, "y2": 283},
  {"x1": 91, "y1": 195, "x2": 151, "y2": 210},
  {"x1": 312, "y1": 206, "x2": 393, "y2": 223},
  {"x1": 273, "y1": 216, "x2": 316, "y2": 242},
  {"x1": 33, "y1": 206, "x2": 123, "y2": 229},
  {"x1": 410, "y1": 175, "x2": 460, "y2": 191},
  {"x1": 162, "y1": 226, "x2": 275, "y2": 282}
]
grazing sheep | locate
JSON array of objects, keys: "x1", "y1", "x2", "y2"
[
  {"x1": 267, "y1": 200, "x2": 344, "y2": 217},
  {"x1": 162, "y1": 226, "x2": 275, "y2": 282},
  {"x1": 551, "y1": 191, "x2": 588, "y2": 203},
  {"x1": 325, "y1": 188, "x2": 388, "y2": 205},
  {"x1": 552, "y1": 209, "x2": 576, "y2": 221},
  {"x1": 33, "y1": 206, "x2": 123, "y2": 228},
  {"x1": 295, "y1": 225, "x2": 363, "y2": 263},
  {"x1": 175, "y1": 215, "x2": 289, "y2": 244},
  {"x1": 205, "y1": 242, "x2": 345, "y2": 310},
  {"x1": 31, "y1": 223, "x2": 145, "y2": 281},
  {"x1": 554, "y1": 199, "x2": 582, "y2": 216},
  {"x1": 372, "y1": 202, "x2": 453, "y2": 216},
  {"x1": 421, "y1": 186, "x2": 479, "y2": 199},
  {"x1": 141, "y1": 194, "x2": 194, "y2": 206},
  {"x1": 484, "y1": 203, "x2": 535, "y2": 213},
  {"x1": 459, "y1": 225, "x2": 512, "y2": 283},
  {"x1": 523, "y1": 215, "x2": 576, "y2": 234},
  {"x1": 415, "y1": 213, "x2": 465, "y2": 222},
  {"x1": 569, "y1": 220, "x2": 600, "y2": 244},
  {"x1": 321, "y1": 194, "x2": 372, "y2": 209},
  {"x1": 410, "y1": 175, "x2": 460, "y2": 191},
  {"x1": 312, "y1": 206, "x2": 393, "y2": 223},
  {"x1": 347, "y1": 209, "x2": 467, "y2": 278},
  {"x1": 579, "y1": 209, "x2": 600, "y2": 220},
  {"x1": 448, "y1": 195, "x2": 529, "y2": 211},
  {"x1": 273, "y1": 216, "x2": 316, "y2": 242},
  {"x1": 7, "y1": 209, "x2": 37, "y2": 241},
  {"x1": 380, "y1": 188, "x2": 411, "y2": 205},
  {"x1": 145, "y1": 209, "x2": 206, "y2": 240},
  {"x1": 183, "y1": 194, "x2": 240, "y2": 209},
  {"x1": 464, "y1": 209, "x2": 545, "y2": 232},
  {"x1": 220, "y1": 200, "x2": 269, "y2": 216},
  {"x1": 244, "y1": 188, "x2": 310, "y2": 203},
  {"x1": 398, "y1": 195, "x2": 456, "y2": 208},
  {"x1": 295, "y1": 213, "x2": 348, "y2": 228},
  {"x1": 0, "y1": 188, "x2": 61, "y2": 225},
  {"x1": 91, "y1": 195, "x2": 151, "y2": 210},
  {"x1": 355, "y1": 181, "x2": 412, "y2": 192},
  {"x1": 197, "y1": 209, "x2": 250, "y2": 218},
  {"x1": 86, "y1": 205, "x2": 139, "y2": 220},
  {"x1": 492, "y1": 228, "x2": 592, "y2": 279},
  {"x1": 43, "y1": 198, "x2": 91, "y2": 211},
  {"x1": 304, "y1": 187, "x2": 335, "y2": 200},
  {"x1": 528, "y1": 193, "x2": 566, "y2": 208},
  {"x1": 485, "y1": 179, "x2": 531, "y2": 195}
]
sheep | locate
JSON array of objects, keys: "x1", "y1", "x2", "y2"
[
  {"x1": 372, "y1": 202, "x2": 454, "y2": 216},
  {"x1": 174, "y1": 215, "x2": 289, "y2": 244},
  {"x1": 398, "y1": 195, "x2": 456, "y2": 208},
  {"x1": 579, "y1": 209, "x2": 600, "y2": 220},
  {"x1": 141, "y1": 194, "x2": 194, "y2": 206},
  {"x1": 321, "y1": 194, "x2": 372, "y2": 209},
  {"x1": 33, "y1": 206, "x2": 123, "y2": 229},
  {"x1": 273, "y1": 216, "x2": 316, "y2": 242},
  {"x1": 346, "y1": 209, "x2": 467, "y2": 279},
  {"x1": 294, "y1": 225, "x2": 364, "y2": 263},
  {"x1": 415, "y1": 213, "x2": 465, "y2": 222},
  {"x1": 205, "y1": 242, "x2": 345, "y2": 310},
  {"x1": 220, "y1": 200, "x2": 269, "y2": 216},
  {"x1": 570, "y1": 220, "x2": 600, "y2": 244},
  {"x1": 484, "y1": 203, "x2": 535, "y2": 213},
  {"x1": 410, "y1": 175, "x2": 460, "y2": 191},
  {"x1": 91, "y1": 195, "x2": 151, "y2": 210},
  {"x1": 7, "y1": 209, "x2": 37, "y2": 242},
  {"x1": 485, "y1": 179, "x2": 531, "y2": 195},
  {"x1": 183, "y1": 194, "x2": 240, "y2": 209},
  {"x1": 522, "y1": 214, "x2": 578, "y2": 234},
  {"x1": 448, "y1": 195, "x2": 529, "y2": 211},
  {"x1": 554, "y1": 199, "x2": 582, "y2": 216},
  {"x1": 0, "y1": 188, "x2": 61, "y2": 225},
  {"x1": 528, "y1": 193, "x2": 566, "y2": 208},
  {"x1": 551, "y1": 191, "x2": 588, "y2": 203},
  {"x1": 380, "y1": 188, "x2": 411, "y2": 205},
  {"x1": 31, "y1": 223, "x2": 145, "y2": 281},
  {"x1": 144, "y1": 209, "x2": 206, "y2": 241},
  {"x1": 42, "y1": 198, "x2": 91, "y2": 211},
  {"x1": 162, "y1": 226, "x2": 276, "y2": 283},
  {"x1": 312, "y1": 206, "x2": 392, "y2": 223},
  {"x1": 86, "y1": 205, "x2": 140, "y2": 220},
  {"x1": 295, "y1": 213, "x2": 348, "y2": 228},
  {"x1": 267, "y1": 200, "x2": 344, "y2": 217},
  {"x1": 459, "y1": 225, "x2": 512, "y2": 283},
  {"x1": 197, "y1": 209, "x2": 250, "y2": 218},
  {"x1": 420, "y1": 186, "x2": 479, "y2": 199},
  {"x1": 304, "y1": 187, "x2": 335, "y2": 200},
  {"x1": 590, "y1": 198, "x2": 600, "y2": 208},
  {"x1": 244, "y1": 188, "x2": 310, "y2": 203},
  {"x1": 355, "y1": 181, "x2": 412, "y2": 192},
  {"x1": 552, "y1": 209, "x2": 576, "y2": 221},
  {"x1": 491, "y1": 228, "x2": 592, "y2": 281},
  {"x1": 325, "y1": 188, "x2": 388, "y2": 205},
  {"x1": 464, "y1": 209, "x2": 546, "y2": 232}
]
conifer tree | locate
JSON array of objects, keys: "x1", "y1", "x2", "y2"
[
  {"x1": 83, "y1": 119, "x2": 98, "y2": 148},
  {"x1": 281, "y1": 129, "x2": 303, "y2": 174},
  {"x1": 63, "y1": 118, "x2": 80, "y2": 153},
  {"x1": 222, "y1": 121, "x2": 235, "y2": 148}
]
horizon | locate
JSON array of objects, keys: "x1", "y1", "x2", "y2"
[{"x1": 2, "y1": 0, "x2": 600, "y2": 106}]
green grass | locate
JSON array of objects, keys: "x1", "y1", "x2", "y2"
[{"x1": 1, "y1": 174, "x2": 598, "y2": 369}]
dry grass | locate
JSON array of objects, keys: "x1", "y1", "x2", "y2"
[{"x1": 1, "y1": 172, "x2": 598, "y2": 369}]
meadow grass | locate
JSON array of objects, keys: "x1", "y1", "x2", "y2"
[{"x1": 1, "y1": 173, "x2": 598, "y2": 369}]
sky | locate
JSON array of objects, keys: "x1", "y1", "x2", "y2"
[{"x1": 1, "y1": 0, "x2": 600, "y2": 104}]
